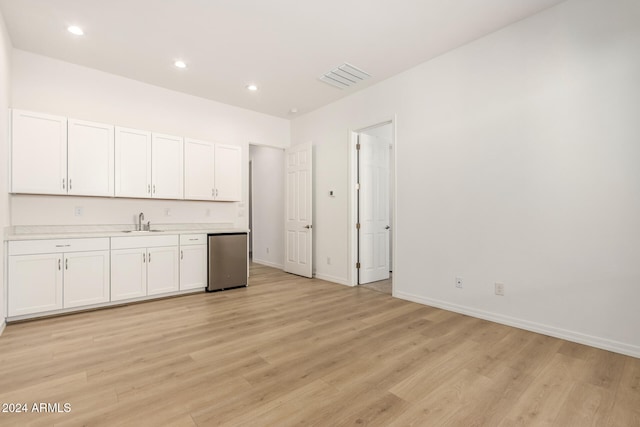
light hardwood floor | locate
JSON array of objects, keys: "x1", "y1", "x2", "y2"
[{"x1": 0, "y1": 263, "x2": 639, "y2": 426}]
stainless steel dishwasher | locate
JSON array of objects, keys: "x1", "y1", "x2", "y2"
[{"x1": 207, "y1": 233, "x2": 248, "y2": 291}]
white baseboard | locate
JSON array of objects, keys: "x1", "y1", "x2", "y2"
[
  {"x1": 252, "y1": 258, "x2": 284, "y2": 270},
  {"x1": 314, "y1": 273, "x2": 352, "y2": 287},
  {"x1": 394, "y1": 291, "x2": 640, "y2": 359},
  {"x1": 0, "y1": 321, "x2": 5, "y2": 337}
]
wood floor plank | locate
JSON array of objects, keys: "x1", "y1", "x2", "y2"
[{"x1": 0, "y1": 263, "x2": 638, "y2": 426}]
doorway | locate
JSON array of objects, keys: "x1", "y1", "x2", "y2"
[
  {"x1": 351, "y1": 121, "x2": 395, "y2": 293},
  {"x1": 249, "y1": 145, "x2": 286, "y2": 270}
]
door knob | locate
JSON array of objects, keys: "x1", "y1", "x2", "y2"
[
  {"x1": 304, "y1": 225, "x2": 312, "y2": 229},
  {"x1": 385, "y1": 225, "x2": 391, "y2": 230}
]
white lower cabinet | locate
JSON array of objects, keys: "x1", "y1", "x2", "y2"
[
  {"x1": 147, "y1": 246, "x2": 180, "y2": 295},
  {"x1": 8, "y1": 253, "x2": 63, "y2": 316},
  {"x1": 63, "y1": 250, "x2": 110, "y2": 308},
  {"x1": 7, "y1": 238, "x2": 110, "y2": 317},
  {"x1": 179, "y1": 234, "x2": 207, "y2": 290},
  {"x1": 6, "y1": 233, "x2": 205, "y2": 319},
  {"x1": 110, "y1": 247, "x2": 148, "y2": 301},
  {"x1": 110, "y1": 235, "x2": 179, "y2": 302}
]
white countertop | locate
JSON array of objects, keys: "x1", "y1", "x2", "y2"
[{"x1": 4, "y1": 223, "x2": 249, "y2": 241}]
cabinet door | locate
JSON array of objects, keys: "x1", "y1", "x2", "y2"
[
  {"x1": 214, "y1": 144, "x2": 242, "y2": 201},
  {"x1": 68, "y1": 119, "x2": 115, "y2": 196},
  {"x1": 64, "y1": 250, "x2": 110, "y2": 308},
  {"x1": 180, "y1": 245, "x2": 207, "y2": 290},
  {"x1": 8, "y1": 254, "x2": 63, "y2": 316},
  {"x1": 11, "y1": 110, "x2": 67, "y2": 195},
  {"x1": 115, "y1": 127, "x2": 152, "y2": 198},
  {"x1": 184, "y1": 138, "x2": 215, "y2": 200},
  {"x1": 111, "y1": 248, "x2": 147, "y2": 301},
  {"x1": 147, "y1": 246, "x2": 179, "y2": 295},
  {"x1": 152, "y1": 133, "x2": 184, "y2": 199}
]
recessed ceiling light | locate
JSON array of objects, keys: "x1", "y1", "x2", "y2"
[
  {"x1": 246, "y1": 84, "x2": 258, "y2": 91},
  {"x1": 289, "y1": 108, "x2": 298, "y2": 114},
  {"x1": 174, "y1": 60, "x2": 187, "y2": 69},
  {"x1": 67, "y1": 26, "x2": 84, "y2": 36}
]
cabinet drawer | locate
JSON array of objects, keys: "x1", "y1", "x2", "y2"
[
  {"x1": 8, "y1": 238, "x2": 110, "y2": 255},
  {"x1": 111, "y1": 234, "x2": 178, "y2": 250},
  {"x1": 180, "y1": 234, "x2": 207, "y2": 245}
]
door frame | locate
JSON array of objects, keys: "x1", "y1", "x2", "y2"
[{"x1": 348, "y1": 116, "x2": 397, "y2": 289}]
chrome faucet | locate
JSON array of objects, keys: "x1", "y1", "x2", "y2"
[{"x1": 138, "y1": 212, "x2": 144, "y2": 231}]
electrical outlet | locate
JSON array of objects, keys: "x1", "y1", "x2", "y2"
[
  {"x1": 495, "y1": 283, "x2": 505, "y2": 296},
  {"x1": 74, "y1": 206, "x2": 83, "y2": 217},
  {"x1": 164, "y1": 208, "x2": 171, "y2": 216},
  {"x1": 266, "y1": 247, "x2": 270, "y2": 254},
  {"x1": 327, "y1": 257, "x2": 331, "y2": 265},
  {"x1": 205, "y1": 208, "x2": 211, "y2": 217},
  {"x1": 455, "y1": 277, "x2": 463, "y2": 288}
]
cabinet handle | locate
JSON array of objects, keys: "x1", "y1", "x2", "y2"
[
  {"x1": 148, "y1": 184, "x2": 151, "y2": 194},
  {"x1": 180, "y1": 250, "x2": 183, "y2": 260},
  {"x1": 143, "y1": 253, "x2": 146, "y2": 263},
  {"x1": 153, "y1": 185, "x2": 156, "y2": 194},
  {"x1": 148, "y1": 252, "x2": 151, "y2": 263},
  {"x1": 65, "y1": 258, "x2": 68, "y2": 270},
  {"x1": 216, "y1": 188, "x2": 219, "y2": 197},
  {"x1": 69, "y1": 179, "x2": 72, "y2": 190},
  {"x1": 58, "y1": 258, "x2": 61, "y2": 270},
  {"x1": 62, "y1": 178, "x2": 66, "y2": 190},
  {"x1": 212, "y1": 189, "x2": 214, "y2": 197}
]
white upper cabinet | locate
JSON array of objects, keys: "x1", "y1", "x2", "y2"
[
  {"x1": 184, "y1": 139, "x2": 241, "y2": 202},
  {"x1": 115, "y1": 126, "x2": 152, "y2": 198},
  {"x1": 12, "y1": 109, "x2": 241, "y2": 202},
  {"x1": 11, "y1": 110, "x2": 68, "y2": 195},
  {"x1": 184, "y1": 138, "x2": 215, "y2": 200},
  {"x1": 151, "y1": 133, "x2": 184, "y2": 199},
  {"x1": 67, "y1": 119, "x2": 114, "y2": 197},
  {"x1": 214, "y1": 144, "x2": 242, "y2": 202},
  {"x1": 115, "y1": 130, "x2": 183, "y2": 199}
]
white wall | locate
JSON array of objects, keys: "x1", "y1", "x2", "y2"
[
  {"x1": 10, "y1": 50, "x2": 290, "y2": 228},
  {"x1": 250, "y1": 145, "x2": 285, "y2": 268},
  {"x1": 0, "y1": 9, "x2": 11, "y2": 331},
  {"x1": 291, "y1": 0, "x2": 640, "y2": 357}
]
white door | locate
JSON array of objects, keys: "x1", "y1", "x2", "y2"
[
  {"x1": 8, "y1": 253, "x2": 63, "y2": 316},
  {"x1": 284, "y1": 142, "x2": 313, "y2": 278},
  {"x1": 214, "y1": 144, "x2": 242, "y2": 201},
  {"x1": 152, "y1": 133, "x2": 184, "y2": 199},
  {"x1": 63, "y1": 250, "x2": 110, "y2": 308},
  {"x1": 180, "y1": 245, "x2": 207, "y2": 290},
  {"x1": 147, "y1": 246, "x2": 180, "y2": 295},
  {"x1": 184, "y1": 138, "x2": 216, "y2": 200},
  {"x1": 358, "y1": 133, "x2": 390, "y2": 284},
  {"x1": 11, "y1": 110, "x2": 67, "y2": 195},
  {"x1": 111, "y1": 248, "x2": 147, "y2": 301},
  {"x1": 67, "y1": 119, "x2": 114, "y2": 197},
  {"x1": 115, "y1": 127, "x2": 152, "y2": 198}
]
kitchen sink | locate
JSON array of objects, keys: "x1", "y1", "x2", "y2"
[{"x1": 121, "y1": 230, "x2": 164, "y2": 233}]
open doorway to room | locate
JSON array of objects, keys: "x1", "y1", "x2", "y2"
[
  {"x1": 351, "y1": 121, "x2": 395, "y2": 294},
  {"x1": 249, "y1": 145, "x2": 286, "y2": 270}
]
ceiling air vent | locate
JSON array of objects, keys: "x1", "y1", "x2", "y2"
[{"x1": 319, "y1": 63, "x2": 371, "y2": 89}]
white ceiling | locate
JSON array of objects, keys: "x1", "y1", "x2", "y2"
[{"x1": 0, "y1": 0, "x2": 566, "y2": 118}]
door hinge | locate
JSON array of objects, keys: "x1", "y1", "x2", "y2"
[
  {"x1": 356, "y1": 143, "x2": 361, "y2": 151},
  {"x1": 356, "y1": 223, "x2": 361, "y2": 230},
  {"x1": 355, "y1": 182, "x2": 360, "y2": 190},
  {"x1": 356, "y1": 262, "x2": 361, "y2": 269}
]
